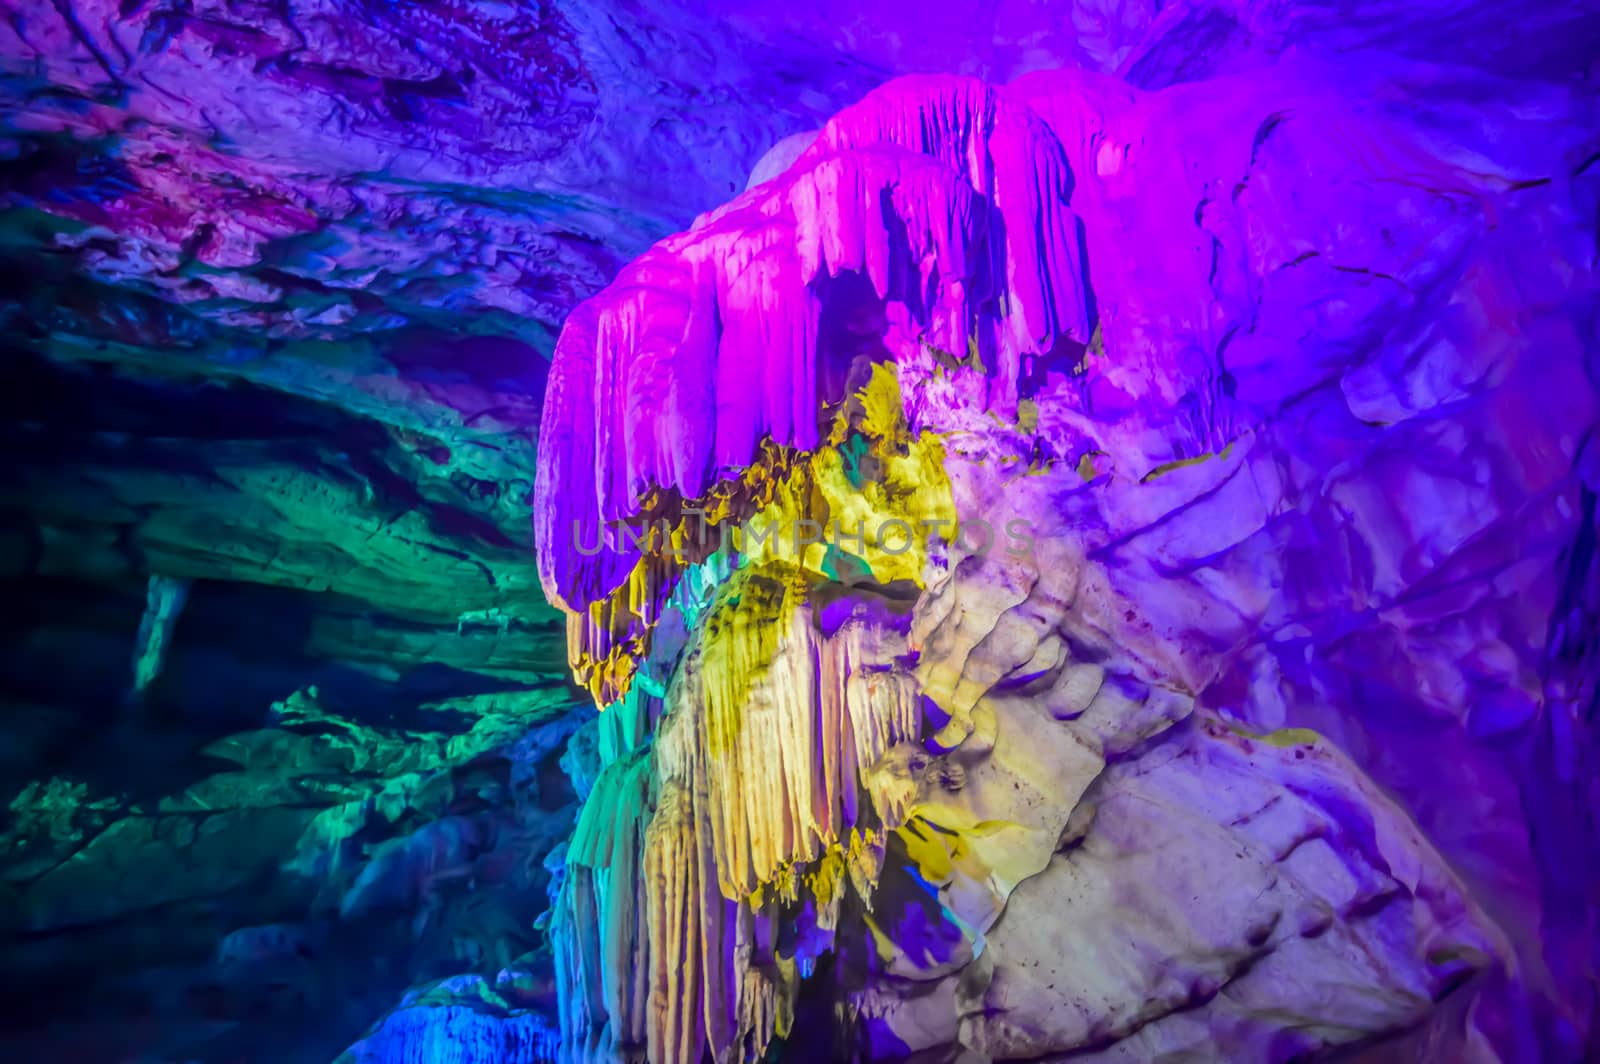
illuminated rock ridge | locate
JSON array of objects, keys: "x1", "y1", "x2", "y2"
[{"x1": 535, "y1": 63, "x2": 1599, "y2": 1064}]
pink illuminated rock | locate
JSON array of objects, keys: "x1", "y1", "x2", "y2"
[
  {"x1": 4, "y1": 2, "x2": 1599, "y2": 1062},
  {"x1": 536, "y1": 74, "x2": 1096, "y2": 609},
  {"x1": 535, "y1": 48, "x2": 1599, "y2": 1064}
]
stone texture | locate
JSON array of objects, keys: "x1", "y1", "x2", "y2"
[
  {"x1": 2, "y1": 1, "x2": 1598, "y2": 1062},
  {"x1": 532, "y1": 43, "x2": 1598, "y2": 1064},
  {"x1": 0, "y1": 654, "x2": 585, "y2": 1061},
  {"x1": 340, "y1": 973, "x2": 560, "y2": 1064}
]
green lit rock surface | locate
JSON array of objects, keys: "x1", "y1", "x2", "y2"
[{"x1": 0, "y1": 618, "x2": 585, "y2": 1060}]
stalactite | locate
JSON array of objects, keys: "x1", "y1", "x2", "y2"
[
  {"x1": 554, "y1": 745, "x2": 655, "y2": 1060},
  {"x1": 534, "y1": 76, "x2": 1090, "y2": 618},
  {"x1": 532, "y1": 64, "x2": 1559, "y2": 1064},
  {"x1": 131, "y1": 574, "x2": 191, "y2": 696},
  {"x1": 531, "y1": 74, "x2": 1109, "y2": 1062}
]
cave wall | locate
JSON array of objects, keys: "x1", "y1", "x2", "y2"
[
  {"x1": 2, "y1": 1, "x2": 1598, "y2": 1062},
  {"x1": 0, "y1": 1, "x2": 879, "y2": 1056}
]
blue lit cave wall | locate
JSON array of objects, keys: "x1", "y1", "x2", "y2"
[{"x1": 2, "y1": 3, "x2": 1598, "y2": 1063}]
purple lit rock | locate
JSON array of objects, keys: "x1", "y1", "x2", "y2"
[
  {"x1": 536, "y1": 73, "x2": 1093, "y2": 607},
  {"x1": 3, "y1": 1, "x2": 1598, "y2": 1062},
  {"x1": 535, "y1": 46, "x2": 1599, "y2": 1064}
]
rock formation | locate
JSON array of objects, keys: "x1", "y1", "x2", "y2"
[
  {"x1": 2, "y1": 1, "x2": 1597, "y2": 1061},
  {"x1": 534, "y1": 57, "x2": 1599, "y2": 1064}
]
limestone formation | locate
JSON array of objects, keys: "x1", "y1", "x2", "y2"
[{"x1": 534, "y1": 59, "x2": 1597, "y2": 1064}]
